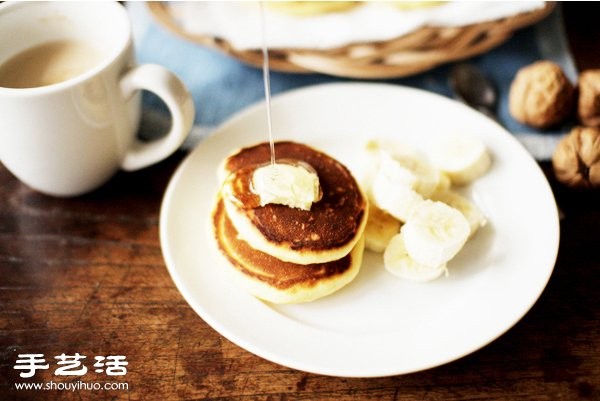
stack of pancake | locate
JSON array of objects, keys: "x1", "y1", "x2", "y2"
[{"x1": 212, "y1": 141, "x2": 368, "y2": 303}]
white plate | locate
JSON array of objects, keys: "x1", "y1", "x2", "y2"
[{"x1": 160, "y1": 83, "x2": 559, "y2": 377}]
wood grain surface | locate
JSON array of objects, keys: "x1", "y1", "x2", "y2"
[{"x1": 1, "y1": 3, "x2": 600, "y2": 400}]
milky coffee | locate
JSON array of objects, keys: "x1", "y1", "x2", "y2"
[{"x1": 0, "y1": 40, "x2": 102, "y2": 89}]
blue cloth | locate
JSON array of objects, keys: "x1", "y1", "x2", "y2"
[{"x1": 131, "y1": 3, "x2": 575, "y2": 151}]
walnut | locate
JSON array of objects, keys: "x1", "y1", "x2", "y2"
[
  {"x1": 577, "y1": 69, "x2": 600, "y2": 128},
  {"x1": 552, "y1": 126, "x2": 600, "y2": 189},
  {"x1": 509, "y1": 61, "x2": 574, "y2": 129}
]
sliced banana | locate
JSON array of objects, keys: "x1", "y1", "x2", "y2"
[
  {"x1": 377, "y1": 150, "x2": 419, "y2": 187},
  {"x1": 393, "y1": 153, "x2": 441, "y2": 197},
  {"x1": 370, "y1": 151, "x2": 424, "y2": 222},
  {"x1": 432, "y1": 172, "x2": 452, "y2": 194},
  {"x1": 371, "y1": 175, "x2": 424, "y2": 223},
  {"x1": 430, "y1": 133, "x2": 491, "y2": 185},
  {"x1": 367, "y1": 140, "x2": 441, "y2": 197},
  {"x1": 384, "y1": 234, "x2": 448, "y2": 282},
  {"x1": 361, "y1": 142, "x2": 411, "y2": 200},
  {"x1": 430, "y1": 190, "x2": 487, "y2": 237},
  {"x1": 363, "y1": 135, "x2": 490, "y2": 271},
  {"x1": 364, "y1": 203, "x2": 402, "y2": 253},
  {"x1": 401, "y1": 200, "x2": 470, "y2": 267},
  {"x1": 359, "y1": 140, "x2": 383, "y2": 196},
  {"x1": 365, "y1": 138, "x2": 418, "y2": 159}
]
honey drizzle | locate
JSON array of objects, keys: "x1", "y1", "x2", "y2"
[
  {"x1": 259, "y1": 2, "x2": 276, "y2": 165},
  {"x1": 222, "y1": 4, "x2": 321, "y2": 211}
]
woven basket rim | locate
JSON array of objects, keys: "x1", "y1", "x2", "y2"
[{"x1": 148, "y1": 1, "x2": 555, "y2": 79}]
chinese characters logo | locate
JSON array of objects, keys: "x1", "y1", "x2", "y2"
[{"x1": 14, "y1": 354, "x2": 128, "y2": 378}]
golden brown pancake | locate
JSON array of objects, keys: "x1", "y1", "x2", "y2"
[
  {"x1": 212, "y1": 198, "x2": 364, "y2": 303},
  {"x1": 221, "y1": 141, "x2": 368, "y2": 265}
]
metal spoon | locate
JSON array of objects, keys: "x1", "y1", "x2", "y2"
[{"x1": 449, "y1": 63, "x2": 499, "y2": 122}]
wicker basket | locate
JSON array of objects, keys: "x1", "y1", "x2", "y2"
[{"x1": 148, "y1": 2, "x2": 555, "y2": 79}]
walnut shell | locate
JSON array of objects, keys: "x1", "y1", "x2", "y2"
[
  {"x1": 509, "y1": 61, "x2": 574, "y2": 129},
  {"x1": 552, "y1": 126, "x2": 600, "y2": 188},
  {"x1": 577, "y1": 69, "x2": 600, "y2": 128}
]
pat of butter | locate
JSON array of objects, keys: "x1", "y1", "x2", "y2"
[{"x1": 252, "y1": 162, "x2": 320, "y2": 210}]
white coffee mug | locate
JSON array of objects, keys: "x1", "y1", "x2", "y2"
[{"x1": 0, "y1": 1, "x2": 195, "y2": 196}]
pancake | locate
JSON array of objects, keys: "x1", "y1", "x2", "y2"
[
  {"x1": 220, "y1": 141, "x2": 368, "y2": 265},
  {"x1": 212, "y1": 198, "x2": 364, "y2": 304}
]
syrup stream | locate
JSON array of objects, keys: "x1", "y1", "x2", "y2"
[{"x1": 259, "y1": 2, "x2": 276, "y2": 165}]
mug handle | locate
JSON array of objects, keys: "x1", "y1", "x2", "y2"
[{"x1": 119, "y1": 64, "x2": 195, "y2": 171}]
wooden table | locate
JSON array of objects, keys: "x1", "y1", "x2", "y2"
[{"x1": 2, "y1": 4, "x2": 599, "y2": 400}]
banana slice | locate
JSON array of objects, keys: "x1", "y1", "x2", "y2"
[
  {"x1": 432, "y1": 172, "x2": 452, "y2": 194},
  {"x1": 370, "y1": 151, "x2": 424, "y2": 222},
  {"x1": 430, "y1": 190, "x2": 487, "y2": 237},
  {"x1": 360, "y1": 140, "x2": 389, "y2": 197},
  {"x1": 366, "y1": 140, "x2": 441, "y2": 197},
  {"x1": 393, "y1": 153, "x2": 441, "y2": 197},
  {"x1": 430, "y1": 133, "x2": 491, "y2": 185},
  {"x1": 365, "y1": 138, "x2": 418, "y2": 159},
  {"x1": 371, "y1": 175, "x2": 424, "y2": 223},
  {"x1": 377, "y1": 150, "x2": 419, "y2": 186},
  {"x1": 384, "y1": 234, "x2": 448, "y2": 282},
  {"x1": 364, "y1": 203, "x2": 402, "y2": 253},
  {"x1": 369, "y1": 149, "x2": 440, "y2": 222},
  {"x1": 401, "y1": 200, "x2": 470, "y2": 267}
]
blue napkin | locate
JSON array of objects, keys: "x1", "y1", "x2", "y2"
[{"x1": 128, "y1": 3, "x2": 576, "y2": 160}]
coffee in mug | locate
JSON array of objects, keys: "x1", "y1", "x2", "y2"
[
  {"x1": 0, "y1": 40, "x2": 103, "y2": 89},
  {"x1": 0, "y1": 2, "x2": 195, "y2": 196}
]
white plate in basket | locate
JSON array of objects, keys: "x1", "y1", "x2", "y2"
[{"x1": 159, "y1": 83, "x2": 559, "y2": 377}]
